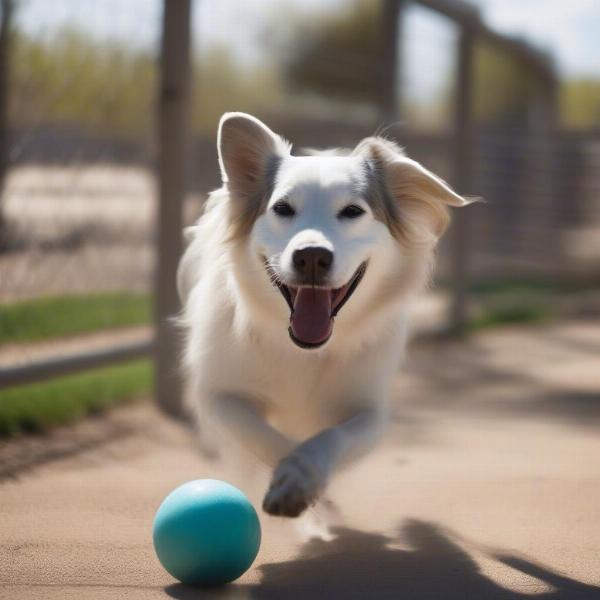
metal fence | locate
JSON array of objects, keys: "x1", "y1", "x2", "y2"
[
  {"x1": 0, "y1": 0, "x2": 598, "y2": 416},
  {"x1": 0, "y1": 0, "x2": 162, "y2": 390}
]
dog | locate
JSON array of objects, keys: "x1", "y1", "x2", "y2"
[{"x1": 177, "y1": 112, "x2": 471, "y2": 518}]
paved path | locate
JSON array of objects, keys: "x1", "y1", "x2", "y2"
[{"x1": 2, "y1": 320, "x2": 600, "y2": 599}]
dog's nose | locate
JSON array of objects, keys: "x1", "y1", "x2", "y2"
[{"x1": 292, "y1": 246, "x2": 333, "y2": 281}]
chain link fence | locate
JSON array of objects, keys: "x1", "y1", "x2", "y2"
[{"x1": 0, "y1": 0, "x2": 159, "y2": 397}]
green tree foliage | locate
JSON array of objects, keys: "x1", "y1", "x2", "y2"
[
  {"x1": 192, "y1": 44, "x2": 282, "y2": 134},
  {"x1": 474, "y1": 43, "x2": 600, "y2": 129},
  {"x1": 282, "y1": 0, "x2": 380, "y2": 104},
  {"x1": 278, "y1": 0, "x2": 541, "y2": 127},
  {"x1": 473, "y1": 41, "x2": 535, "y2": 125},
  {"x1": 10, "y1": 27, "x2": 156, "y2": 137},
  {"x1": 561, "y1": 79, "x2": 600, "y2": 129},
  {"x1": 8, "y1": 26, "x2": 283, "y2": 138}
]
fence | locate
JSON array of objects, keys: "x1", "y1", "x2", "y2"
[
  {"x1": 0, "y1": 0, "x2": 169, "y2": 394},
  {"x1": 0, "y1": 0, "x2": 598, "y2": 417}
]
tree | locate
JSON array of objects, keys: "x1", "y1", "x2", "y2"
[
  {"x1": 561, "y1": 78, "x2": 600, "y2": 129},
  {"x1": 473, "y1": 40, "x2": 537, "y2": 126},
  {"x1": 282, "y1": 0, "x2": 381, "y2": 105}
]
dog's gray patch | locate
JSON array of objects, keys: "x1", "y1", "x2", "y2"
[
  {"x1": 228, "y1": 153, "x2": 282, "y2": 241},
  {"x1": 264, "y1": 154, "x2": 282, "y2": 200},
  {"x1": 362, "y1": 158, "x2": 401, "y2": 237}
]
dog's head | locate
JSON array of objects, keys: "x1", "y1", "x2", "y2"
[{"x1": 218, "y1": 112, "x2": 471, "y2": 350}]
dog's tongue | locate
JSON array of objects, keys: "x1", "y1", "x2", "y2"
[{"x1": 290, "y1": 287, "x2": 333, "y2": 346}]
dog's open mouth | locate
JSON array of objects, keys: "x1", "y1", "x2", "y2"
[{"x1": 265, "y1": 261, "x2": 367, "y2": 349}]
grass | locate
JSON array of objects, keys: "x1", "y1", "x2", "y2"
[
  {"x1": 0, "y1": 292, "x2": 151, "y2": 344},
  {"x1": 469, "y1": 304, "x2": 551, "y2": 330},
  {"x1": 432, "y1": 276, "x2": 596, "y2": 331},
  {"x1": 0, "y1": 359, "x2": 152, "y2": 437},
  {"x1": 467, "y1": 278, "x2": 556, "y2": 330},
  {"x1": 469, "y1": 278, "x2": 564, "y2": 297}
]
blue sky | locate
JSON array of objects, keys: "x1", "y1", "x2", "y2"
[{"x1": 16, "y1": 0, "x2": 600, "y2": 82}]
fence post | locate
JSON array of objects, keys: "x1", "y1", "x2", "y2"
[
  {"x1": 449, "y1": 25, "x2": 475, "y2": 334},
  {"x1": 0, "y1": 0, "x2": 13, "y2": 240},
  {"x1": 379, "y1": 0, "x2": 405, "y2": 124},
  {"x1": 528, "y1": 61, "x2": 559, "y2": 272},
  {"x1": 155, "y1": 0, "x2": 191, "y2": 417}
]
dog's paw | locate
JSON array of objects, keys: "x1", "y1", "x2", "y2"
[{"x1": 262, "y1": 452, "x2": 326, "y2": 518}]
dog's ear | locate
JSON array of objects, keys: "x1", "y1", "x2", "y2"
[
  {"x1": 218, "y1": 112, "x2": 290, "y2": 200},
  {"x1": 354, "y1": 137, "x2": 473, "y2": 244}
]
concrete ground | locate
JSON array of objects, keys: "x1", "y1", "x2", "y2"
[{"x1": 2, "y1": 319, "x2": 600, "y2": 599}]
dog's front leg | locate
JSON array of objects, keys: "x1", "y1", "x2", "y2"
[
  {"x1": 263, "y1": 408, "x2": 383, "y2": 517},
  {"x1": 210, "y1": 394, "x2": 295, "y2": 467}
]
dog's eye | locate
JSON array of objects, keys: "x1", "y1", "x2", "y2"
[
  {"x1": 272, "y1": 201, "x2": 296, "y2": 217},
  {"x1": 338, "y1": 204, "x2": 365, "y2": 219}
]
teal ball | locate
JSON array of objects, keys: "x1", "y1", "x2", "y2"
[{"x1": 153, "y1": 479, "x2": 261, "y2": 586}]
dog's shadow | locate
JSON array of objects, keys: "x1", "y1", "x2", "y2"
[{"x1": 165, "y1": 518, "x2": 600, "y2": 599}]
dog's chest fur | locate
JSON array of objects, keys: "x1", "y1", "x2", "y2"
[{"x1": 198, "y1": 319, "x2": 394, "y2": 439}]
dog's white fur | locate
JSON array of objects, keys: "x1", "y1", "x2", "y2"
[{"x1": 178, "y1": 113, "x2": 470, "y2": 517}]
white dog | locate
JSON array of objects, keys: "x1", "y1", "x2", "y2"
[{"x1": 178, "y1": 113, "x2": 470, "y2": 518}]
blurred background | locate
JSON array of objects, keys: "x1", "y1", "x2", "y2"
[{"x1": 0, "y1": 0, "x2": 599, "y2": 434}]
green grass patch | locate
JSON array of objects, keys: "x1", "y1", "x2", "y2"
[
  {"x1": 469, "y1": 304, "x2": 552, "y2": 331},
  {"x1": 436, "y1": 276, "x2": 598, "y2": 332},
  {"x1": 0, "y1": 359, "x2": 152, "y2": 437},
  {"x1": 438, "y1": 276, "x2": 597, "y2": 298},
  {"x1": 468, "y1": 278, "x2": 558, "y2": 331},
  {"x1": 468, "y1": 278, "x2": 564, "y2": 297},
  {"x1": 0, "y1": 292, "x2": 151, "y2": 344}
]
